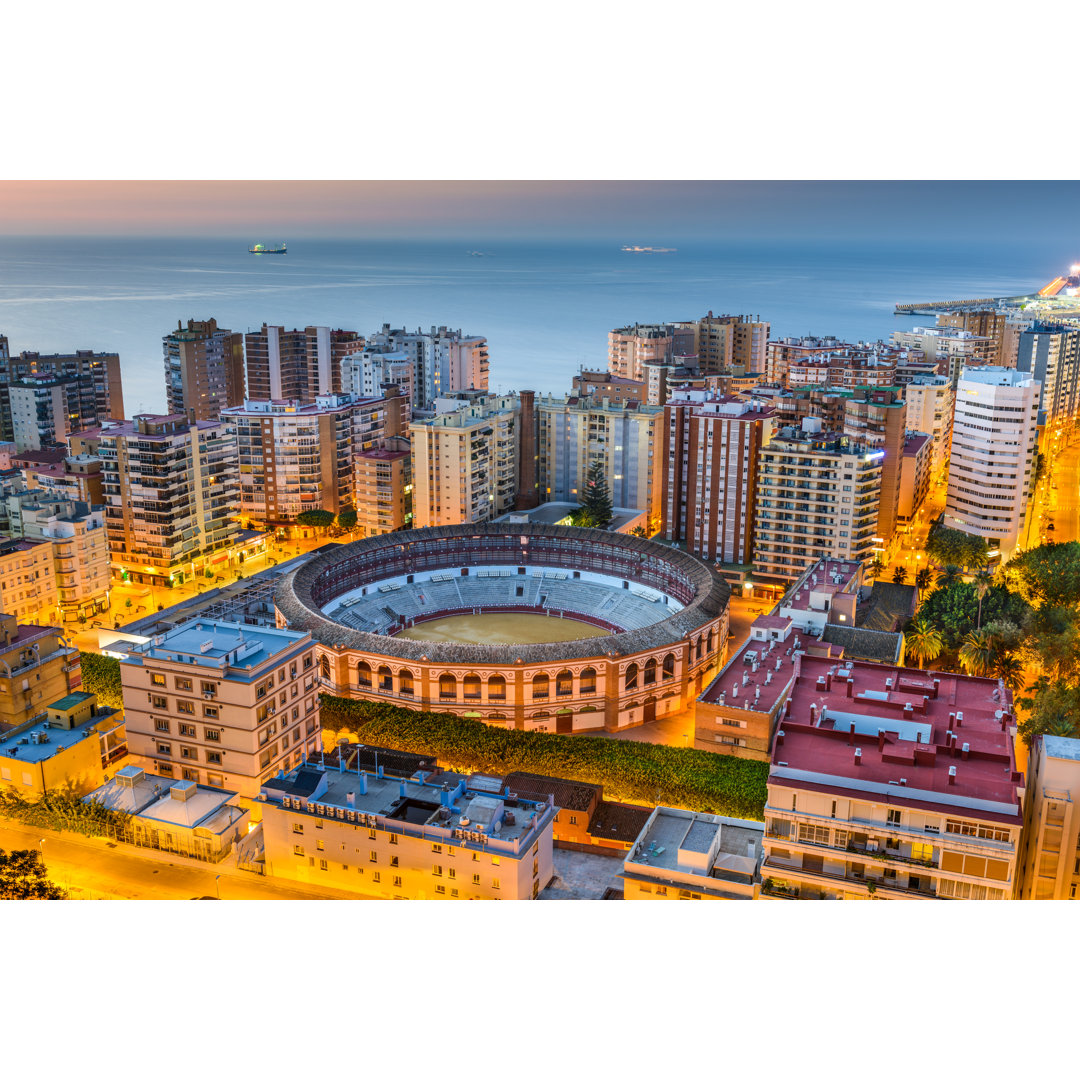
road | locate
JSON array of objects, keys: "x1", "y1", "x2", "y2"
[
  {"x1": 1040, "y1": 437, "x2": 1080, "y2": 547},
  {"x1": 0, "y1": 821, "x2": 374, "y2": 900}
]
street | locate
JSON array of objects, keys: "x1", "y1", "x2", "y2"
[{"x1": 0, "y1": 821, "x2": 375, "y2": 901}]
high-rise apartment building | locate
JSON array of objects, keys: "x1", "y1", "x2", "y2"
[
  {"x1": 7, "y1": 374, "x2": 108, "y2": 451},
  {"x1": 570, "y1": 371, "x2": 648, "y2": 406},
  {"x1": 936, "y1": 308, "x2": 1009, "y2": 365},
  {"x1": 0, "y1": 348, "x2": 124, "y2": 445},
  {"x1": 694, "y1": 313, "x2": 769, "y2": 376},
  {"x1": 223, "y1": 393, "x2": 400, "y2": 529},
  {"x1": 901, "y1": 374, "x2": 954, "y2": 481},
  {"x1": 536, "y1": 395, "x2": 663, "y2": 531},
  {"x1": 891, "y1": 326, "x2": 994, "y2": 385},
  {"x1": 608, "y1": 323, "x2": 678, "y2": 382},
  {"x1": 1017, "y1": 735, "x2": 1080, "y2": 900},
  {"x1": 760, "y1": 656, "x2": 1023, "y2": 900},
  {"x1": 120, "y1": 619, "x2": 318, "y2": 798},
  {"x1": 244, "y1": 325, "x2": 364, "y2": 404},
  {"x1": 842, "y1": 387, "x2": 907, "y2": 547},
  {"x1": 1016, "y1": 323, "x2": 1080, "y2": 441},
  {"x1": 354, "y1": 443, "x2": 413, "y2": 536},
  {"x1": 409, "y1": 392, "x2": 520, "y2": 527},
  {"x1": 0, "y1": 538, "x2": 57, "y2": 625},
  {"x1": 89, "y1": 414, "x2": 240, "y2": 587},
  {"x1": 367, "y1": 325, "x2": 488, "y2": 410},
  {"x1": 163, "y1": 318, "x2": 245, "y2": 421},
  {"x1": 897, "y1": 433, "x2": 932, "y2": 530},
  {"x1": 754, "y1": 418, "x2": 883, "y2": 587},
  {"x1": 340, "y1": 345, "x2": 414, "y2": 408},
  {"x1": 660, "y1": 390, "x2": 775, "y2": 565},
  {"x1": 945, "y1": 367, "x2": 1039, "y2": 559},
  {"x1": 787, "y1": 342, "x2": 900, "y2": 390},
  {"x1": 764, "y1": 336, "x2": 847, "y2": 386}
]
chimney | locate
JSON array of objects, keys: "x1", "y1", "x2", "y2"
[
  {"x1": 956, "y1": 711, "x2": 964, "y2": 728},
  {"x1": 825, "y1": 672, "x2": 832, "y2": 690},
  {"x1": 877, "y1": 730, "x2": 886, "y2": 752},
  {"x1": 846, "y1": 678, "x2": 853, "y2": 698},
  {"x1": 357, "y1": 772, "x2": 368, "y2": 795},
  {"x1": 949, "y1": 712, "x2": 955, "y2": 727},
  {"x1": 962, "y1": 742, "x2": 970, "y2": 760},
  {"x1": 346, "y1": 791, "x2": 356, "y2": 808},
  {"x1": 948, "y1": 765, "x2": 956, "y2": 786},
  {"x1": 854, "y1": 747, "x2": 862, "y2": 765},
  {"x1": 932, "y1": 678, "x2": 940, "y2": 699},
  {"x1": 399, "y1": 781, "x2": 407, "y2": 797},
  {"x1": 777, "y1": 730, "x2": 785, "y2": 747}
]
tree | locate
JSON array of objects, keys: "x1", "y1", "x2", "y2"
[
  {"x1": 630, "y1": 525, "x2": 647, "y2": 538},
  {"x1": 925, "y1": 525, "x2": 989, "y2": 572},
  {"x1": 994, "y1": 653, "x2": 1026, "y2": 693},
  {"x1": 296, "y1": 510, "x2": 335, "y2": 531},
  {"x1": 919, "y1": 580, "x2": 1032, "y2": 653},
  {"x1": 1004, "y1": 541, "x2": 1080, "y2": 608},
  {"x1": 0, "y1": 848, "x2": 66, "y2": 900},
  {"x1": 336, "y1": 509, "x2": 358, "y2": 531},
  {"x1": 938, "y1": 564, "x2": 963, "y2": 589},
  {"x1": 915, "y1": 566, "x2": 935, "y2": 590},
  {"x1": 1018, "y1": 678, "x2": 1080, "y2": 745},
  {"x1": 892, "y1": 566, "x2": 909, "y2": 585},
  {"x1": 904, "y1": 617, "x2": 943, "y2": 670},
  {"x1": 577, "y1": 458, "x2": 612, "y2": 530},
  {"x1": 958, "y1": 628, "x2": 995, "y2": 677},
  {"x1": 973, "y1": 571, "x2": 993, "y2": 630}
]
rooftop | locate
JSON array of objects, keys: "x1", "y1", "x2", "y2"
[
  {"x1": 624, "y1": 807, "x2": 763, "y2": 882},
  {"x1": 857, "y1": 582, "x2": 918, "y2": 633},
  {"x1": 502, "y1": 771, "x2": 602, "y2": 813},
  {"x1": 262, "y1": 762, "x2": 556, "y2": 852},
  {"x1": 356, "y1": 447, "x2": 410, "y2": 461},
  {"x1": 86, "y1": 767, "x2": 243, "y2": 835},
  {"x1": 586, "y1": 800, "x2": 652, "y2": 844},
  {"x1": 770, "y1": 655, "x2": 1021, "y2": 821},
  {"x1": 820, "y1": 625, "x2": 903, "y2": 664},
  {"x1": 121, "y1": 619, "x2": 309, "y2": 675},
  {"x1": 1042, "y1": 735, "x2": 1080, "y2": 763},
  {"x1": 780, "y1": 559, "x2": 860, "y2": 613},
  {"x1": 904, "y1": 433, "x2": 932, "y2": 455},
  {"x1": 0, "y1": 708, "x2": 116, "y2": 764}
]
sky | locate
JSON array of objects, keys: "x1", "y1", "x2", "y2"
[{"x1": 3, "y1": 180, "x2": 1079, "y2": 244}]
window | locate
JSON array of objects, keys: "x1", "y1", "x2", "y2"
[
  {"x1": 567, "y1": 816, "x2": 577, "y2": 826},
  {"x1": 491, "y1": 856, "x2": 500, "y2": 866},
  {"x1": 177, "y1": 701, "x2": 194, "y2": 715},
  {"x1": 945, "y1": 819, "x2": 1010, "y2": 842},
  {"x1": 369, "y1": 851, "x2": 378, "y2": 863},
  {"x1": 152, "y1": 696, "x2": 168, "y2": 710},
  {"x1": 155, "y1": 719, "x2": 170, "y2": 733},
  {"x1": 389, "y1": 835, "x2": 398, "y2": 845},
  {"x1": 316, "y1": 840, "x2": 324, "y2": 851},
  {"x1": 887, "y1": 809, "x2": 902, "y2": 825},
  {"x1": 182, "y1": 768, "x2": 198, "y2": 782},
  {"x1": 207, "y1": 772, "x2": 224, "y2": 788},
  {"x1": 206, "y1": 751, "x2": 222, "y2": 765},
  {"x1": 158, "y1": 762, "x2": 174, "y2": 777},
  {"x1": 151, "y1": 673, "x2": 166, "y2": 686},
  {"x1": 432, "y1": 843, "x2": 443, "y2": 854},
  {"x1": 319, "y1": 859, "x2": 328, "y2": 871},
  {"x1": 368, "y1": 829, "x2": 376, "y2": 840},
  {"x1": 203, "y1": 706, "x2": 218, "y2": 718},
  {"x1": 201, "y1": 681, "x2": 216, "y2": 696},
  {"x1": 911, "y1": 842, "x2": 934, "y2": 863},
  {"x1": 180, "y1": 746, "x2": 197, "y2": 760},
  {"x1": 797, "y1": 823, "x2": 830, "y2": 845},
  {"x1": 292, "y1": 823, "x2": 304, "y2": 834},
  {"x1": 205, "y1": 728, "x2": 221, "y2": 742},
  {"x1": 179, "y1": 723, "x2": 196, "y2": 738},
  {"x1": 175, "y1": 677, "x2": 192, "y2": 691},
  {"x1": 293, "y1": 844, "x2": 304, "y2": 856},
  {"x1": 472, "y1": 874, "x2": 481, "y2": 885},
  {"x1": 492, "y1": 878, "x2": 500, "y2": 891},
  {"x1": 448, "y1": 868, "x2": 456, "y2": 879},
  {"x1": 436, "y1": 885, "x2": 446, "y2": 895},
  {"x1": 156, "y1": 742, "x2": 172, "y2": 756},
  {"x1": 433, "y1": 864, "x2": 442, "y2": 877},
  {"x1": 372, "y1": 872, "x2": 380, "y2": 883},
  {"x1": 393, "y1": 876, "x2": 402, "y2": 888}
]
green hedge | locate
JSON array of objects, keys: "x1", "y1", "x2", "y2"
[
  {"x1": 79, "y1": 651, "x2": 123, "y2": 710},
  {"x1": 0, "y1": 787, "x2": 131, "y2": 838},
  {"x1": 319, "y1": 695, "x2": 769, "y2": 820}
]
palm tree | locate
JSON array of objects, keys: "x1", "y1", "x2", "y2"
[
  {"x1": 905, "y1": 617, "x2": 943, "y2": 670},
  {"x1": 1046, "y1": 715, "x2": 1080, "y2": 739},
  {"x1": 973, "y1": 571, "x2": 993, "y2": 630},
  {"x1": 892, "y1": 566, "x2": 909, "y2": 585},
  {"x1": 915, "y1": 566, "x2": 935, "y2": 590},
  {"x1": 939, "y1": 564, "x2": 962, "y2": 589},
  {"x1": 994, "y1": 653, "x2": 1026, "y2": 693},
  {"x1": 959, "y1": 628, "x2": 996, "y2": 677}
]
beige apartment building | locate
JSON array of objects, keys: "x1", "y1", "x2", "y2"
[
  {"x1": 897, "y1": 433, "x2": 932, "y2": 530},
  {"x1": 354, "y1": 444, "x2": 412, "y2": 536},
  {"x1": 162, "y1": 317, "x2": 246, "y2": 422},
  {"x1": 0, "y1": 615, "x2": 81, "y2": 733},
  {"x1": 892, "y1": 325, "x2": 994, "y2": 385},
  {"x1": 244, "y1": 325, "x2": 365, "y2": 403},
  {"x1": 753, "y1": 419, "x2": 883, "y2": 588},
  {"x1": 536, "y1": 395, "x2": 663, "y2": 532},
  {"x1": 259, "y1": 754, "x2": 557, "y2": 899},
  {"x1": 694, "y1": 313, "x2": 769, "y2": 376},
  {"x1": 410, "y1": 392, "x2": 520, "y2": 527},
  {"x1": 80, "y1": 414, "x2": 240, "y2": 587},
  {"x1": 1017, "y1": 735, "x2": 1080, "y2": 900},
  {"x1": 0, "y1": 538, "x2": 57, "y2": 625},
  {"x1": 901, "y1": 374, "x2": 954, "y2": 481},
  {"x1": 120, "y1": 619, "x2": 318, "y2": 799},
  {"x1": 223, "y1": 392, "x2": 402, "y2": 530},
  {"x1": 936, "y1": 308, "x2": 1009, "y2": 365},
  {"x1": 608, "y1": 324, "x2": 679, "y2": 381}
]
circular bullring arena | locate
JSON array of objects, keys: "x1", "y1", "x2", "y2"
[{"x1": 275, "y1": 523, "x2": 730, "y2": 734}]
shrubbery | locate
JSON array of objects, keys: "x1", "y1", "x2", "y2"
[
  {"x1": 0, "y1": 787, "x2": 130, "y2": 838},
  {"x1": 79, "y1": 651, "x2": 123, "y2": 710},
  {"x1": 319, "y1": 695, "x2": 769, "y2": 820}
]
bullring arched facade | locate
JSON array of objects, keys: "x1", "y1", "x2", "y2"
[{"x1": 274, "y1": 524, "x2": 730, "y2": 734}]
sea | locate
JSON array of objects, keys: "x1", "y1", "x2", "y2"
[{"x1": 0, "y1": 235, "x2": 1061, "y2": 416}]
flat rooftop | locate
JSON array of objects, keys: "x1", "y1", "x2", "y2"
[
  {"x1": 625, "y1": 808, "x2": 763, "y2": 881},
  {"x1": 122, "y1": 619, "x2": 309, "y2": 674},
  {"x1": 86, "y1": 769, "x2": 242, "y2": 834},
  {"x1": 771, "y1": 655, "x2": 1021, "y2": 820},
  {"x1": 0, "y1": 713, "x2": 112, "y2": 764},
  {"x1": 780, "y1": 559, "x2": 859, "y2": 612},
  {"x1": 699, "y1": 627, "x2": 805, "y2": 713},
  {"x1": 263, "y1": 763, "x2": 553, "y2": 848}
]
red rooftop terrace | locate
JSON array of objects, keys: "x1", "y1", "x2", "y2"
[{"x1": 770, "y1": 653, "x2": 1021, "y2": 822}]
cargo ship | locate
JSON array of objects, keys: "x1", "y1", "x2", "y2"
[
  {"x1": 249, "y1": 242, "x2": 287, "y2": 254},
  {"x1": 621, "y1": 245, "x2": 676, "y2": 253}
]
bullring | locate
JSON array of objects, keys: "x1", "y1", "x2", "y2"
[{"x1": 274, "y1": 523, "x2": 730, "y2": 734}]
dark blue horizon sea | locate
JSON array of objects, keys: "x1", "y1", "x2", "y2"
[{"x1": 0, "y1": 235, "x2": 1060, "y2": 416}]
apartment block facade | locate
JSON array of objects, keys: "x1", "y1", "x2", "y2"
[
  {"x1": 1017, "y1": 735, "x2": 1080, "y2": 900},
  {"x1": 945, "y1": 367, "x2": 1039, "y2": 559},
  {"x1": 761, "y1": 657, "x2": 1024, "y2": 900},
  {"x1": 244, "y1": 325, "x2": 365, "y2": 404},
  {"x1": 753, "y1": 419, "x2": 883, "y2": 587},
  {"x1": 163, "y1": 317, "x2": 245, "y2": 421},
  {"x1": 1016, "y1": 323, "x2": 1080, "y2": 441},
  {"x1": 260, "y1": 757, "x2": 556, "y2": 899},
  {"x1": 892, "y1": 325, "x2": 994, "y2": 385},
  {"x1": 409, "y1": 392, "x2": 520, "y2": 527},
  {"x1": 901, "y1": 374, "x2": 954, "y2": 481},
  {"x1": 660, "y1": 391, "x2": 775, "y2": 565},
  {"x1": 90, "y1": 414, "x2": 241, "y2": 587},
  {"x1": 121, "y1": 619, "x2": 318, "y2": 799},
  {"x1": 367, "y1": 325, "x2": 488, "y2": 410},
  {"x1": 694, "y1": 312, "x2": 769, "y2": 376},
  {"x1": 340, "y1": 345, "x2": 414, "y2": 408},
  {"x1": 0, "y1": 616, "x2": 81, "y2": 733},
  {"x1": 536, "y1": 395, "x2": 663, "y2": 531},
  {"x1": 354, "y1": 445, "x2": 412, "y2": 536}
]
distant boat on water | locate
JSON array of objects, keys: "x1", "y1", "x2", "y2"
[
  {"x1": 249, "y1": 242, "x2": 287, "y2": 254},
  {"x1": 621, "y1": 245, "x2": 676, "y2": 253},
  {"x1": 466, "y1": 250, "x2": 494, "y2": 257}
]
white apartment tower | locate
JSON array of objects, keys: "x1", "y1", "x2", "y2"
[{"x1": 945, "y1": 367, "x2": 1039, "y2": 559}]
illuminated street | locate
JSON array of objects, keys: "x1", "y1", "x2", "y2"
[{"x1": 0, "y1": 822, "x2": 375, "y2": 901}]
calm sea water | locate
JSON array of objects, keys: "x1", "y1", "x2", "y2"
[{"x1": 0, "y1": 236, "x2": 1056, "y2": 415}]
